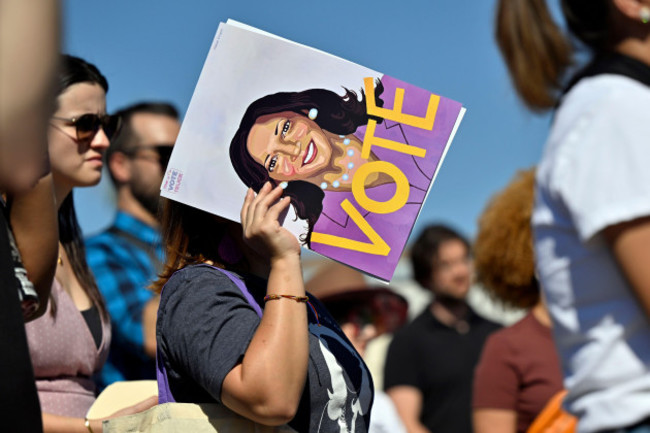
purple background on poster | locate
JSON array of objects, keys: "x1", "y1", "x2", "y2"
[{"x1": 311, "y1": 76, "x2": 463, "y2": 281}]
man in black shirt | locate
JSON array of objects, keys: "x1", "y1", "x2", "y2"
[{"x1": 384, "y1": 224, "x2": 500, "y2": 433}]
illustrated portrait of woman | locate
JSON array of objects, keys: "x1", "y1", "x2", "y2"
[
  {"x1": 229, "y1": 75, "x2": 461, "y2": 280},
  {"x1": 229, "y1": 79, "x2": 391, "y2": 245}
]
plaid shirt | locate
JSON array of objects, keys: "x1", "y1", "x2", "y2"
[{"x1": 86, "y1": 211, "x2": 163, "y2": 389}]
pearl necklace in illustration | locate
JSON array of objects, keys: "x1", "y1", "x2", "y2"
[{"x1": 307, "y1": 107, "x2": 361, "y2": 191}]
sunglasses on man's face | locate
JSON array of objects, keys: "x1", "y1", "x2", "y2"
[
  {"x1": 51, "y1": 113, "x2": 122, "y2": 144},
  {"x1": 126, "y1": 145, "x2": 174, "y2": 169}
]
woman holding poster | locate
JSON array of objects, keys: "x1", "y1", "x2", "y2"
[{"x1": 152, "y1": 183, "x2": 374, "y2": 432}]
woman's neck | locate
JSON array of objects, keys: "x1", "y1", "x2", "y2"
[
  {"x1": 612, "y1": 14, "x2": 650, "y2": 68},
  {"x1": 52, "y1": 176, "x2": 72, "y2": 211},
  {"x1": 323, "y1": 132, "x2": 395, "y2": 190},
  {"x1": 615, "y1": 41, "x2": 650, "y2": 68},
  {"x1": 531, "y1": 301, "x2": 552, "y2": 328}
]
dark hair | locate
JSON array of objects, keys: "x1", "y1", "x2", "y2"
[
  {"x1": 53, "y1": 55, "x2": 109, "y2": 320},
  {"x1": 150, "y1": 198, "x2": 247, "y2": 293},
  {"x1": 410, "y1": 224, "x2": 470, "y2": 289},
  {"x1": 58, "y1": 54, "x2": 108, "y2": 97},
  {"x1": 495, "y1": 0, "x2": 610, "y2": 111},
  {"x1": 106, "y1": 102, "x2": 180, "y2": 184},
  {"x1": 474, "y1": 168, "x2": 539, "y2": 309},
  {"x1": 229, "y1": 81, "x2": 385, "y2": 245}
]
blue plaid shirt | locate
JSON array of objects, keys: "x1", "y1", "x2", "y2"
[{"x1": 86, "y1": 211, "x2": 163, "y2": 389}]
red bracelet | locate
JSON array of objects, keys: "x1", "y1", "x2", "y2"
[{"x1": 263, "y1": 294, "x2": 320, "y2": 326}]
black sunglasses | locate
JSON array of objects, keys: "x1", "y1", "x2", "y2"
[
  {"x1": 126, "y1": 145, "x2": 174, "y2": 169},
  {"x1": 52, "y1": 113, "x2": 122, "y2": 144}
]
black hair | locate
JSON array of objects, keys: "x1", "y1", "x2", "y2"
[
  {"x1": 58, "y1": 54, "x2": 108, "y2": 96},
  {"x1": 410, "y1": 224, "x2": 470, "y2": 289},
  {"x1": 229, "y1": 80, "x2": 385, "y2": 245}
]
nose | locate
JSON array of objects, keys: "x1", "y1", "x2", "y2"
[
  {"x1": 272, "y1": 138, "x2": 300, "y2": 157},
  {"x1": 90, "y1": 127, "x2": 110, "y2": 151}
]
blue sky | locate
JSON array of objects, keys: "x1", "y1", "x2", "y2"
[{"x1": 66, "y1": 0, "x2": 552, "y2": 241}]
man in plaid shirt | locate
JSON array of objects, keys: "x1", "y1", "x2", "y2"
[{"x1": 86, "y1": 102, "x2": 180, "y2": 389}]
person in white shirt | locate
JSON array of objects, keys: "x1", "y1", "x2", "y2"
[{"x1": 495, "y1": 1, "x2": 650, "y2": 432}]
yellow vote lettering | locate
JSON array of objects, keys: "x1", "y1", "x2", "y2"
[
  {"x1": 352, "y1": 161, "x2": 409, "y2": 214},
  {"x1": 310, "y1": 199, "x2": 390, "y2": 256},
  {"x1": 361, "y1": 119, "x2": 426, "y2": 159}
]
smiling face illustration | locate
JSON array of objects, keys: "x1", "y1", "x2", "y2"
[{"x1": 246, "y1": 111, "x2": 335, "y2": 184}]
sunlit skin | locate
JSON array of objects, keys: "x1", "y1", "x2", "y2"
[
  {"x1": 246, "y1": 111, "x2": 391, "y2": 190},
  {"x1": 127, "y1": 112, "x2": 180, "y2": 217},
  {"x1": 48, "y1": 82, "x2": 109, "y2": 200},
  {"x1": 429, "y1": 239, "x2": 473, "y2": 301}
]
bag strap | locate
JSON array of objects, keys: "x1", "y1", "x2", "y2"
[{"x1": 156, "y1": 265, "x2": 263, "y2": 404}]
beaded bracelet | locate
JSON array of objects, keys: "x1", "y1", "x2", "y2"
[{"x1": 264, "y1": 294, "x2": 320, "y2": 326}]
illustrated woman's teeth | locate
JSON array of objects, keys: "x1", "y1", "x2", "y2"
[{"x1": 302, "y1": 140, "x2": 317, "y2": 165}]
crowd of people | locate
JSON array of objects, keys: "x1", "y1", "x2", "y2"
[{"x1": 1, "y1": 0, "x2": 650, "y2": 432}]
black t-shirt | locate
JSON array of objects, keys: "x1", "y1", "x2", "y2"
[
  {"x1": 383, "y1": 306, "x2": 500, "y2": 433},
  {"x1": 157, "y1": 264, "x2": 374, "y2": 433},
  {"x1": 0, "y1": 206, "x2": 43, "y2": 432}
]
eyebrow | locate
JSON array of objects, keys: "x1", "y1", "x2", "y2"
[
  {"x1": 264, "y1": 154, "x2": 269, "y2": 166},
  {"x1": 275, "y1": 120, "x2": 281, "y2": 136}
]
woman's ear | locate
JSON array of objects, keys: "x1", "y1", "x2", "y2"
[
  {"x1": 612, "y1": 0, "x2": 650, "y2": 22},
  {"x1": 108, "y1": 151, "x2": 132, "y2": 185}
]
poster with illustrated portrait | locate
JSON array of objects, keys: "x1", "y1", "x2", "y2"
[{"x1": 161, "y1": 20, "x2": 465, "y2": 282}]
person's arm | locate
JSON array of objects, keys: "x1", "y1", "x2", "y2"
[
  {"x1": 8, "y1": 174, "x2": 58, "y2": 321},
  {"x1": 220, "y1": 183, "x2": 308, "y2": 426},
  {"x1": 42, "y1": 395, "x2": 158, "y2": 433},
  {"x1": 602, "y1": 216, "x2": 650, "y2": 318},
  {"x1": 0, "y1": 0, "x2": 59, "y2": 193},
  {"x1": 473, "y1": 409, "x2": 517, "y2": 433},
  {"x1": 386, "y1": 386, "x2": 431, "y2": 433}
]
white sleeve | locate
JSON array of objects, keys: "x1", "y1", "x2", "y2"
[{"x1": 554, "y1": 82, "x2": 650, "y2": 241}]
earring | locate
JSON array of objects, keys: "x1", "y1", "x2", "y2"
[
  {"x1": 308, "y1": 108, "x2": 318, "y2": 120},
  {"x1": 641, "y1": 6, "x2": 650, "y2": 23},
  {"x1": 320, "y1": 182, "x2": 328, "y2": 190}
]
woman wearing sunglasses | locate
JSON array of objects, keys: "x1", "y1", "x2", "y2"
[{"x1": 24, "y1": 55, "x2": 155, "y2": 433}]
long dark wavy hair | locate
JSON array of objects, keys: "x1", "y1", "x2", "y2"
[
  {"x1": 229, "y1": 80, "x2": 385, "y2": 245},
  {"x1": 52, "y1": 55, "x2": 109, "y2": 321}
]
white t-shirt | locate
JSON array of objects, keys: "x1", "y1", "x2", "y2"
[{"x1": 533, "y1": 74, "x2": 650, "y2": 433}]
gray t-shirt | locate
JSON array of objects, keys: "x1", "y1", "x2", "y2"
[{"x1": 157, "y1": 264, "x2": 374, "y2": 433}]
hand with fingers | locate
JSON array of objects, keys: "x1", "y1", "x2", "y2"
[{"x1": 240, "y1": 182, "x2": 300, "y2": 263}]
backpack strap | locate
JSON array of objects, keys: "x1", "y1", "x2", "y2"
[{"x1": 156, "y1": 265, "x2": 263, "y2": 404}]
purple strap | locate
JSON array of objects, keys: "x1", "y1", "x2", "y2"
[{"x1": 156, "y1": 265, "x2": 263, "y2": 404}]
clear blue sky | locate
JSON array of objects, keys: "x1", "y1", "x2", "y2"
[{"x1": 65, "y1": 0, "x2": 551, "y2": 242}]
